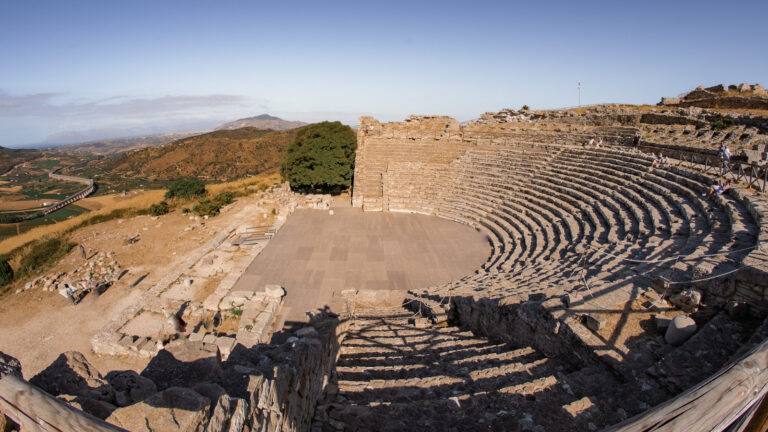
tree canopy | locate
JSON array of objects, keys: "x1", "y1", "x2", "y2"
[{"x1": 280, "y1": 121, "x2": 357, "y2": 191}]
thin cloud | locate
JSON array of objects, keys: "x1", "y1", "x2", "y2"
[{"x1": 0, "y1": 90, "x2": 251, "y2": 118}]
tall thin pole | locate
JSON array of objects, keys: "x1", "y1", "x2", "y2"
[{"x1": 578, "y1": 82, "x2": 582, "y2": 107}]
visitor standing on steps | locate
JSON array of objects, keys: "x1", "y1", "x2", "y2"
[
  {"x1": 79, "y1": 244, "x2": 86, "y2": 260},
  {"x1": 717, "y1": 143, "x2": 731, "y2": 175},
  {"x1": 633, "y1": 134, "x2": 641, "y2": 152}
]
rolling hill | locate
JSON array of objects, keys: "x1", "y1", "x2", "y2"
[
  {"x1": 0, "y1": 146, "x2": 41, "y2": 175},
  {"x1": 64, "y1": 127, "x2": 300, "y2": 187},
  {"x1": 216, "y1": 114, "x2": 306, "y2": 131},
  {"x1": 52, "y1": 132, "x2": 204, "y2": 156}
]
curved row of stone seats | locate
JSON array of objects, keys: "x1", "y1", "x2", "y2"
[
  {"x1": 568, "y1": 148, "x2": 757, "y2": 273},
  {"x1": 384, "y1": 144, "x2": 761, "y2": 311}
]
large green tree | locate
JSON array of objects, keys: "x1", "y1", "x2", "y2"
[{"x1": 280, "y1": 121, "x2": 357, "y2": 191}]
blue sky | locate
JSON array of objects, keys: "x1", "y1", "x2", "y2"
[{"x1": 1, "y1": 0, "x2": 766, "y2": 147}]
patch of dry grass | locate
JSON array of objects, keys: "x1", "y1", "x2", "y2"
[{"x1": 207, "y1": 171, "x2": 282, "y2": 195}]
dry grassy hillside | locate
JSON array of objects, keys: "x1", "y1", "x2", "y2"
[
  {"x1": 66, "y1": 127, "x2": 298, "y2": 185},
  {"x1": 0, "y1": 146, "x2": 41, "y2": 174}
]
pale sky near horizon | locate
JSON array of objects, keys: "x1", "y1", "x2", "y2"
[{"x1": 1, "y1": 0, "x2": 766, "y2": 147}]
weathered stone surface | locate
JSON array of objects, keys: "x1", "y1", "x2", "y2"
[
  {"x1": 0, "y1": 350, "x2": 22, "y2": 378},
  {"x1": 193, "y1": 383, "x2": 247, "y2": 432},
  {"x1": 141, "y1": 339, "x2": 222, "y2": 390},
  {"x1": 563, "y1": 396, "x2": 594, "y2": 418},
  {"x1": 562, "y1": 292, "x2": 582, "y2": 308},
  {"x1": 105, "y1": 370, "x2": 157, "y2": 406},
  {"x1": 57, "y1": 394, "x2": 117, "y2": 420},
  {"x1": 30, "y1": 351, "x2": 114, "y2": 403},
  {"x1": 669, "y1": 288, "x2": 703, "y2": 313},
  {"x1": 265, "y1": 285, "x2": 285, "y2": 298},
  {"x1": 665, "y1": 315, "x2": 697, "y2": 345},
  {"x1": 295, "y1": 326, "x2": 318, "y2": 338},
  {"x1": 106, "y1": 387, "x2": 211, "y2": 432},
  {"x1": 584, "y1": 314, "x2": 606, "y2": 332}
]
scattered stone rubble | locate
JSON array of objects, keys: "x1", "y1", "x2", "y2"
[{"x1": 18, "y1": 251, "x2": 122, "y2": 296}]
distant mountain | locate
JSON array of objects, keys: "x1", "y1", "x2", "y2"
[
  {"x1": 52, "y1": 132, "x2": 206, "y2": 156},
  {"x1": 0, "y1": 146, "x2": 41, "y2": 175},
  {"x1": 216, "y1": 114, "x2": 306, "y2": 131},
  {"x1": 64, "y1": 127, "x2": 301, "y2": 182}
]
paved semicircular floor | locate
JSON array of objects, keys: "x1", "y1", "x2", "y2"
[{"x1": 231, "y1": 207, "x2": 491, "y2": 322}]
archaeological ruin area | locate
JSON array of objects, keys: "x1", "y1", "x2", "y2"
[{"x1": 3, "y1": 99, "x2": 768, "y2": 431}]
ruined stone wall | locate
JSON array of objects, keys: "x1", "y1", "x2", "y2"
[
  {"x1": 353, "y1": 116, "x2": 471, "y2": 211},
  {"x1": 233, "y1": 318, "x2": 350, "y2": 431},
  {"x1": 383, "y1": 162, "x2": 457, "y2": 215}
]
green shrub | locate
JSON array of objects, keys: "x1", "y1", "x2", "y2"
[
  {"x1": 192, "y1": 199, "x2": 221, "y2": 217},
  {"x1": 165, "y1": 178, "x2": 206, "y2": 199},
  {"x1": 0, "y1": 260, "x2": 13, "y2": 287},
  {"x1": 522, "y1": 105, "x2": 530, "y2": 111},
  {"x1": 280, "y1": 121, "x2": 357, "y2": 191},
  {"x1": 213, "y1": 191, "x2": 235, "y2": 206},
  {"x1": 711, "y1": 115, "x2": 735, "y2": 131},
  {"x1": 17, "y1": 237, "x2": 75, "y2": 279},
  {"x1": 182, "y1": 207, "x2": 191, "y2": 214},
  {"x1": 149, "y1": 200, "x2": 170, "y2": 216}
]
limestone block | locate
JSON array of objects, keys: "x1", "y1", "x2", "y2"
[
  {"x1": 0, "y1": 350, "x2": 22, "y2": 378},
  {"x1": 665, "y1": 315, "x2": 697, "y2": 346},
  {"x1": 669, "y1": 288, "x2": 703, "y2": 313},
  {"x1": 295, "y1": 326, "x2": 318, "y2": 338},
  {"x1": 252, "y1": 311, "x2": 273, "y2": 334},
  {"x1": 30, "y1": 351, "x2": 114, "y2": 403},
  {"x1": 584, "y1": 314, "x2": 606, "y2": 332},
  {"x1": 235, "y1": 330, "x2": 262, "y2": 349},
  {"x1": 141, "y1": 340, "x2": 222, "y2": 390},
  {"x1": 265, "y1": 285, "x2": 285, "y2": 298},
  {"x1": 106, "y1": 387, "x2": 211, "y2": 432},
  {"x1": 189, "y1": 331, "x2": 205, "y2": 342},
  {"x1": 215, "y1": 336, "x2": 237, "y2": 358},
  {"x1": 563, "y1": 396, "x2": 594, "y2": 418},
  {"x1": 105, "y1": 370, "x2": 157, "y2": 406}
]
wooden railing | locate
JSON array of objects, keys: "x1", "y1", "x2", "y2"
[
  {"x1": 610, "y1": 339, "x2": 768, "y2": 431},
  {"x1": 0, "y1": 374, "x2": 126, "y2": 431},
  {"x1": 638, "y1": 142, "x2": 768, "y2": 193}
]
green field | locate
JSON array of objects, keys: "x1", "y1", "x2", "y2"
[{"x1": 0, "y1": 203, "x2": 90, "y2": 242}]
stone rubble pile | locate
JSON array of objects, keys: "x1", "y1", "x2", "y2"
[{"x1": 19, "y1": 251, "x2": 122, "y2": 295}]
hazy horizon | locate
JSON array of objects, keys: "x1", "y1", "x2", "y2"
[{"x1": 2, "y1": 0, "x2": 766, "y2": 148}]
